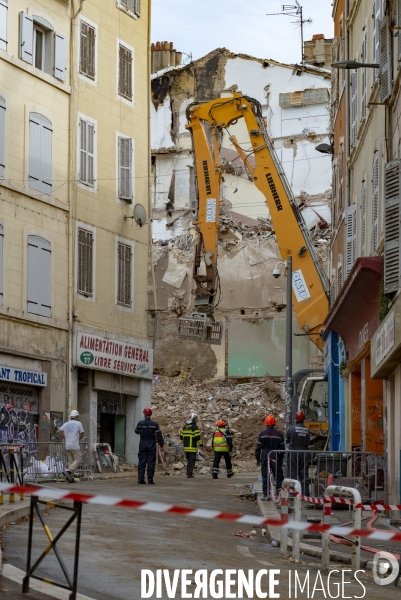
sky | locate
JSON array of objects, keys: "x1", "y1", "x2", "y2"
[{"x1": 151, "y1": 0, "x2": 334, "y2": 66}]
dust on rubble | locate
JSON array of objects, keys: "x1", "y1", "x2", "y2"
[{"x1": 151, "y1": 375, "x2": 285, "y2": 475}]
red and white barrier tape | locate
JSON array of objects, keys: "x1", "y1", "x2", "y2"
[
  {"x1": 0, "y1": 482, "x2": 400, "y2": 542},
  {"x1": 281, "y1": 488, "x2": 401, "y2": 510}
]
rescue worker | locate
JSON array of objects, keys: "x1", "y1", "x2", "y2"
[
  {"x1": 180, "y1": 413, "x2": 203, "y2": 478},
  {"x1": 135, "y1": 407, "x2": 164, "y2": 484},
  {"x1": 58, "y1": 410, "x2": 85, "y2": 483},
  {"x1": 255, "y1": 415, "x2": 284, "y2": 500},
  {"x1": 212, "y1": 419, "x2": 234, "y2": 479},
  {"x1": 286, "y1": 410, "x2": 311, "y2": 494}
]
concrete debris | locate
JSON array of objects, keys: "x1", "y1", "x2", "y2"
[
  {"x1": 199, "y1": 467, "x2": 211, "y2": 475},
  {"x1": 152, "y1": 375, "x2": 285, "y2": 473},
  {"x1": 172, "y1": 461, "x2": 185, "y2": 470}
]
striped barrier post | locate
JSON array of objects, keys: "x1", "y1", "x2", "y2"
[
  {"x1": 280, "y1": 479, "x2": 302, "y2": 561},
  {"x1": 321, "y1": 496, "x2": 332, "y2": 571},
  {"x1": 280, "y1": 486, "x2": 289, "y2": 555},
  {"x1": 324, "y1": 485, "x2": 362, "y2": 573}
]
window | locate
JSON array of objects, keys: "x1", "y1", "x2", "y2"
[
  {"x1": 119, "y1": 0, "x2": 141, "y2": 17},
  {"x1": 345, "y1": 204, "x2": 357, "y2": 277},
  {"x1": 384, "y1": 160, "x2": 401, "y2": 293},
  {"x1": 29, "y1": 113, "x2": 52, "y2": 195},
  {"x1": 19, "y1": 13, "x2": 67, "y2": 81},
  {"x1": 360, "y1": 180, "x2": 366, "y2": 256},
  {"x1": 118, "y1": 44, "x2": 133, "y2": 101},
  {"x1": 0, "y1": 96, "x2": 5, "y2": 176},
  {"x1": 361, "y1": 29, "x2": 367, "y2": 119},
  {"x1": 398, "y1": 0, "x2": 401, "y2": 64},
  {"x1": 332, "y1": 163, "x2": 337, "y2": 228},
  {"x1": 0, "y1": 0, "x2": 7, "y2": 52},
  {"x1": 0, "y1": 224, "x2": 3, "y2": 305},
  {"x1": 80, "y1": 20, "x2": 96, "y2": 81},
  {"x1": 118, "y1": 136, "x2": 133, "y2": 201},
  {"x1": 371, "y1": 151, "x2": 379, "y2": 253},
  {"x1": 279, "y1": 88, "x2": 329, "y2": 108},
  {"x1": 373, "y1": 0, "x2": 381, "y2": 80},
  {"x1": 351, "y1": 70, "x2": 357, "y2": 147},
  {"x1": 380, "y1": 16, "x2": 391, "y2": 103},
  {"x1": 77, "y1": 228, "x2": 93, "y2": 297},
  {"x1": 338, "y1": 143, "x2": 344, "y2": 213},
  {"x1": 27, "y1": 236, "x2": 51, "y2": 317},
  {"x1": 337, "y1": 260, "x2": 343, "y2": 294},
  {"x1": 79, "y1": 118, "x2": 95, "y2": 187},
  {"x1": 117, "y1": 241, "x2": 132, "y2": 307}
]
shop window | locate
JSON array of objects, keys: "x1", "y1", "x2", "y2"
[{"x1": 27, "y1": 236, "x2": 51, "y2": 317}]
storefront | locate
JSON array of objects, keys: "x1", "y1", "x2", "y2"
[
  {"x1": 324, "y1": 258, "x2": 384, "y2": 464},
  {"x1": 73, "y1": 324, "x2": 153, "y2": 464},
  {"x1": 371, "y1": 294, "x2": 401, "y2": 506}
]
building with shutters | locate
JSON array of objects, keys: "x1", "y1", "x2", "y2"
[
  {"x1": 327, "y1": 0, "x2": 401, "y2": 506},
  {"x1": 0, "y1": 0, "x2": 152, "y2": 465}
]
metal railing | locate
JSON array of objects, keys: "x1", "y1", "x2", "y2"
[
  {"x1": 0, "y1": 444, "x2": 25, "y2": 503},
  {"x1": 267, "y1": 450, "x2": 384, "y2": 503},
  {"x1": 21, "y1": 441, "x2": 92, "y2": 482}
]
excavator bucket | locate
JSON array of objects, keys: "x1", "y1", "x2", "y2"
[{"x1": 178, "y1": 313, "x2": 223, "y2": 345}]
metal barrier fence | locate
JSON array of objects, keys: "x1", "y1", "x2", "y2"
[
  {"x1": 0, "y1": 444, "x2": 25, "y2": 503},
  {"x1": 267, "y1": 450, "x2": 384, "y2": 502},
  {"x1": 21, "y1": 441, "x2": 92, "y2": 482}
]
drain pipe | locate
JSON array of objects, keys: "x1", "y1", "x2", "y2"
[{"x1": 345, "y1": 0, "x2": 350, "y2": 213}]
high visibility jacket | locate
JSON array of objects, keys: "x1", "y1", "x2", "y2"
[
  {"x1": 180, "y1": 421, "x2": 202, "y2": 452},
  {"x1": 212, "y1": 428, "x2": 232, "y2": 453}
]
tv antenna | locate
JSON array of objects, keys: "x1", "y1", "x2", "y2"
[{"x1": 267, "y1": 1, "x2": 312, "y2": 67}]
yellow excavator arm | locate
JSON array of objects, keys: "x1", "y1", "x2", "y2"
[{"x1": 178, "y1": 93, "x2": 329, "y2": 351}]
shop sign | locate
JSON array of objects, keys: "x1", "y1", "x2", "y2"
[
  {"x1": 76, "y1": 332, "x2": 153, "y2": 379},
  {"x1": 375, "y1": 312, "x2": 395, "y2": 367},
  {"x1": 0, "y1": 365, "x2": 47, "y2": 387}
]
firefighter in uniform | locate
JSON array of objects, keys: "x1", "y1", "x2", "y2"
[
  {"x1": 212, "y1": 419, "x2": 234, "y2": 479},
  {"x1": 135, "y1": 407, "x2": 164, "y2": 484},
  {"x1": 255, "y1": 415, "x2": 284, "y2": 500},
  {"x1": 180, "y1": 413, "x2": 203, "y2": 478},
  {"x1": 286, "y1": 410, "x2": 311, "y2": 494}
]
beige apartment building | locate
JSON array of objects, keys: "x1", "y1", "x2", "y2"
[{"x1": 0, "y1": 0, "x2": 152, "y2": 464}]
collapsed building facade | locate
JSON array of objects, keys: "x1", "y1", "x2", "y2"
[{"x1": 149, "y1": 40, "x2": 333, "y2": 380}]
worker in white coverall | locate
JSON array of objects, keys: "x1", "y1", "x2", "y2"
[{"x1": 58, "y1": 410, "x2": 85, "y2": 483}]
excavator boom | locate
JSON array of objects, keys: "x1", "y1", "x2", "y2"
[{"x1": 178, "y1": 94, "x2": 329, "y2": 351}]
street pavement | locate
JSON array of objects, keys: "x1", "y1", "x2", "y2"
[{"x1": 0, "y1": 473, "x2": 400, "y2": 599}]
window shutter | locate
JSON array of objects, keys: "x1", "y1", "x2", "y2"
[
  {"x1": 0, "y1": 96, "x2": 5, "y2": 177},
  {"x1": 80, "y1": 21, "x2": 95, "y2": 80},
  {"x1": 330, "y1": 281, "x2": 336, "y2": 307},
  {"x1": 332, "y1": 163, "x2": 337, "y2": 227},
  {"x1": 78, "y1": 228, "x2": 93, "y2": 296},
  {"x1": 360, "y1": 180, "x2": 366, "y2": 257},
  {"x1": 0, "y1": 224, "x2": 3, "y2": 304},
  {"x1": 337, "y1": 263, "x2": 343, "y2": 294},
  {"x1": 0, "y1": 1, "x2": 7, "y2": 52},
  {"x1": 118, "y1": 137, "x2": 133, "y2": 201},
  {"x1": 384, "y1": 160, "x2": 401, "y2": 293},
  {"x1": 332, "y1": 38, "x2": 339, "y2": 107},
  {"x1": 351, "y1": 70, "x2": 357, "y2": 147},
  {"x1": 361, "y1": 29, "x2": 367, "y2": 119},
  {"x1": 134, "y1": 0, "x2": 141, "y2": 17},
  {"x1": 79, "y1": 120, "x2": 94, "y2": 187},
  {"x1": 127, "y1": 0, "x2": 135, "y2": 11},
  {"x1": 345, "y1": 204, "x2": 357, "y2": 276},
  {"x1": 29, "y1": 113, "x2": 52, "y2": 195},
  {"x1": 373, "y1": 0, "x2": 381, "y2": 79},
  {"x1": 380, "y1": 16, "x2": 391, "y2": 103},
  {"x1": 398, "y1": 0, "x2": 401, "y2": 63},
  {"x1": 371, "y1": 152, "x2": 379, "y2": 253},
  {"x1": 119, "y1": 45, "x2": 133, "y2": 100},
  {"x1": 54, "y1": 32, "x2": 67, "y2": 82},
  {"x1": 117, "y1": 242, "x2": 132, "y2": 306},
  {"x1": 19, "y1": 12, "x2": 33, "y2": 65},
  {"x1": 338, "y1": 146, "x2": 343, "y2": 213},
  {"x1": 27, "y1": 236, "x2": 51, "y2": 317}
]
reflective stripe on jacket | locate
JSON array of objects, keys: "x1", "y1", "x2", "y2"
[
  {"x1": 180, "y1": 422, "x2": 202, "y2": 452},
  {"x1": 212, "y1": 428, "x2": 232, "y2": 452}
]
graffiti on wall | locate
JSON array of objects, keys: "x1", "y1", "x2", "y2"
[{"x1": 0, "y1": 386, "x2": 39, "y2": 444}]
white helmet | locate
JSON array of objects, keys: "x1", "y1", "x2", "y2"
[
  {"x1": 70, "y1": 410, "x2": 79, "y2": 418},
  {"x1": 186, "y1": 413, "x2": 198, "y2": 424}
]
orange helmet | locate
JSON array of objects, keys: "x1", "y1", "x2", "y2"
[
  {"x1": 264, "y1": 415, "x2": 276, "y2": 426},
  {"x1": 216, "y1": 419, "x2": 226, "y2": 428}
]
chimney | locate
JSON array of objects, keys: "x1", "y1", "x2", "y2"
[
  {"x1": 151, "y1": 41, "x2": 182, "y2": 74},
  {"x1": 303, "y1": 34, "x2": 334, "y2": 71}
]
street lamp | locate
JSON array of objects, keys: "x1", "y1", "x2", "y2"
[
  {"x1": 272, "y1": 258, "x2": 293, "y2": 435},
  {"x1": 331, "y1": 60, "x2": 379, "y2": 69}
]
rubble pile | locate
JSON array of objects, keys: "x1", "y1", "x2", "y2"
[{"x1": 151, "y1": 375, "x2": 285, "y2": 474}]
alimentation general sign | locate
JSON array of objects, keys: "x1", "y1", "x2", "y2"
[{"x1": 76, "y1": 332, "x2": 153, "y2": 379}]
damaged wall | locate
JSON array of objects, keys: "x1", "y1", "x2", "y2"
[{"x1": 151, "y1": 47, "x2": 332, "y2": 229}]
